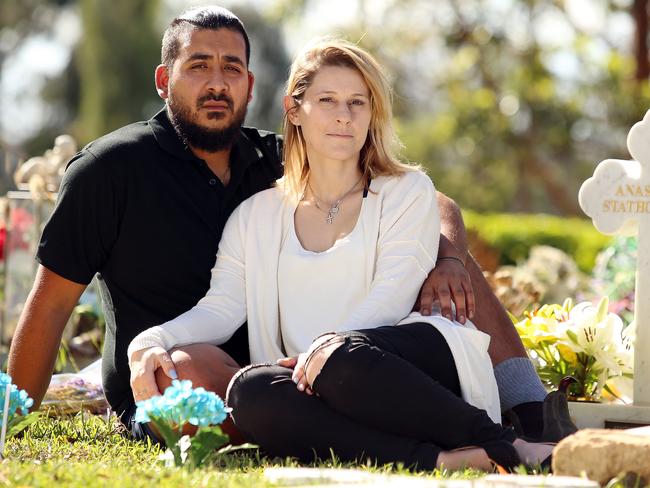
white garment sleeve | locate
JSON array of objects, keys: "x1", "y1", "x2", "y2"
[
  {"x1": 338, "y1": 171, "x2": 440, "y2": 330},
  {"x1": 127, "y1": 204, "x2": 248, "y2": 360}
]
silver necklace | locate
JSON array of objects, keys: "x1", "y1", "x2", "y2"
[{"x1": 307, "y1": 175, "x2": 364, "y2": 224}]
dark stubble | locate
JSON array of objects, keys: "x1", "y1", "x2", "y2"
[{"x1": 168, "y1": 91, "x2": 248, "y2": 152}]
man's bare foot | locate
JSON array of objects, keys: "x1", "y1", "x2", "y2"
[
  {"x1": 436, "y1": 447, "x2": 493, "y2": 471},
  {"x1": 513, "y1": 438, "x2": 554, "y2": 465}
]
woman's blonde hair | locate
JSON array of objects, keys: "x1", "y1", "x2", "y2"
[{"x1": 282, "y1": 38, "x2": 416, "y2": 198}]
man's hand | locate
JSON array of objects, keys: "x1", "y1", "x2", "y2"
[
  {"x1": 416, "y1": 258, "x2": 475, "y2": 324},
  {"x1": 129, "y1": 347, "x2": 178, "y2": 402},
  {"x1": 431, "y1": 192, "x2": 475, "y2": 323}
]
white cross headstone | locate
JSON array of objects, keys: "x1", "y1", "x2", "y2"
[{"x1": 573, "y1": 110, "x2": 650, "y2": 428}]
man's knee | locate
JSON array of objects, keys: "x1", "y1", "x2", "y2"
[
  {"x1": 154, "y1": 343, "x2": 240, "y2": 397},
  {"x1": 153, "y1": 343, "x2": 245, "y2": 443}
]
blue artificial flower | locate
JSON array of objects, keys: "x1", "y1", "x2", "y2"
[
  {"x1": 0, "y1": 372, "x2": 34, "y2": 422},
  {"x1": 135, "y1": 380, "x2": 231, "y2": 428}
]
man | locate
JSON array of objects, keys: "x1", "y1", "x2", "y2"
[{"x1": 8, "y1": 6, "x2": 573, "y2": 445}]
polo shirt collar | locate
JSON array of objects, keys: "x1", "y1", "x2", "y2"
[
  {"x1": 149, "y1": 107, "x2": 195, "y2": 161},
  {"x1": 231, "y1": 128, "x2": 264, "y2": 170},
  {"x1": 148, "y1": 107, "x2": 264, "y2": 170}
]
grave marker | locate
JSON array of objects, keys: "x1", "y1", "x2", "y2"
[{"x1": 575, "y1": 110, "x2": 650, "y2": 427}]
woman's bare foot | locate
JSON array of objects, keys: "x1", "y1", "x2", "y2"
[
  {"x1": 513, "y1": 438, "x2": 554, "y2": 465},
  {"x1": 436, "y1": 448, "x2": 493, "y2": 471}
]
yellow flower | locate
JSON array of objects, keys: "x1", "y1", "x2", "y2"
[{"x1": 556, "y1": 343, "x2": 578, "y2": 366}]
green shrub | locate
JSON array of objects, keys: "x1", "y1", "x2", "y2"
[{"x1": 463, "y1": 210, "x2": 613, "y2": 272}]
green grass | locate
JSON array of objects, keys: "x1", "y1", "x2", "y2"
[{"x1": 1, "y1": 413, "x2": 485, "y2": 487}]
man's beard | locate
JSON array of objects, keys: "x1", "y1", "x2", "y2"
[{"x1": 168, "y1": 92, "x2": 248, "y2": 152}]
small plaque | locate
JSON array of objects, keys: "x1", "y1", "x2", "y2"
[{"x1": 604, "y1": 419, "x2": 650, "y2": 430}]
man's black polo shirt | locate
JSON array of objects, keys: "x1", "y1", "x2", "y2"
[{"x1": 37, "y1": 109, "x2": 283, "y2": 417}]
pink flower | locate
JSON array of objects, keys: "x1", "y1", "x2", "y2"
[{"x1": 0, "y1": 225, "x2": 6, "y2": 261}]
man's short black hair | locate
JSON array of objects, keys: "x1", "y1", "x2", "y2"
[{"x1": 161, "y1": 6, "x2": 251, "y2": 68}]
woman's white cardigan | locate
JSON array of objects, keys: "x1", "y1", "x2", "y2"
[{"x1": 129, "y1": 171, "x2": 501, "y2": 423}]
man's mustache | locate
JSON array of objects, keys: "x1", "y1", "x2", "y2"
[{"x1": 197, "y1": 93, "x2": 234, "y2": 111}]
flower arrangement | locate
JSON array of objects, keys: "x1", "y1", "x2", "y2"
[
  {"x1": 7, "y1": 207, "x2": 35, "y2": 254},
  {"x1": 0, "y1": 372, "x2": 39, "y2": 456},
  {"x1": 514, "y1": 297, "x2": 634, "y2": 401},
  {"x1": 135, "y1": 379, "x2": 248, "y2": 468}
]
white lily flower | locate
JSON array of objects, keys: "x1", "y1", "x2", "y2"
[
  {"x1": 605, "y1": 374, "x2": 634, "y2": 404},
  {"x1": 617, "y1": 320, "x2": 636, "y2": 372},
  {"x1": 564, "y1": 298, "x2": 628, "y2": 375}
]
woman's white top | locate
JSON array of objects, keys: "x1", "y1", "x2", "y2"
[
  {"x1": 278, "y1": 207, "x2": 369, "y2": 356},
  {"x1": 128, "y1": 171, "x2": 501, "y2": 423}
]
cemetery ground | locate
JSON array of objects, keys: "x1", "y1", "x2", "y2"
[{"x1": 1, "y1": 412, "x2": 491, "y2": 487}]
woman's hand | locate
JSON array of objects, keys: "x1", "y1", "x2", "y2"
[
  {"x1": 277, "y1": 354, "x2": 313, "y2": 395},
  {"x1": 277, "y1": 333, "x2": 342, "y2": 395},
  {"x1": 129, "y1": 346, "x2": 178, "y2": 402},
  {"x1": 415, "y1": 257, "x2": 475, "y2": 324}
]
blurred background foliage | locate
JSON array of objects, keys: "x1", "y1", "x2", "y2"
[
  {"x1": 1, "y1": 0, "x2": 650, "y2": 215},
  {"x1": 463, "y1": 210, "x2": 612, "y2": 272}
]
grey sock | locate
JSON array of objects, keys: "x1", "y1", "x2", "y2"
[{"x1": 493, "y1": 357, "x2": 547, "y2": 411}]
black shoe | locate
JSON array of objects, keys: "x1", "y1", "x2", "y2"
[
  {"x1": 503, "y1": 384, "x2": 578, "y2": 443},
  {"x1": 538, "y1": 388, "x2": 578, "y2": 443},
  {"x1": 503, "y1": 402, "x2": 542, "y2": 439}
]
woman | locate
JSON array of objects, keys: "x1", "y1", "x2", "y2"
[{"x1": 128, "y1": 39, "x2": 553, "y2": 471}]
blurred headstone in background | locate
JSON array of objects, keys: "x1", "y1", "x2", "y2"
[{"x1": 1, "y1": 191, "x2": 54, "y2": 345}]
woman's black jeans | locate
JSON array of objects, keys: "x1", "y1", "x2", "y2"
[{"x1": 227, "y1": 322, "x2": 516, "y2": 470}]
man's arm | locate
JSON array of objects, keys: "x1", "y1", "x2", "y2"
[
  {"x1": 415, "y1": 191, "x2": 475, "y2": 323},
  {"x1": 438, "y1": 191, "x2": 468, "y2": 263},
  {"x1": 7, "y1": 265, "x2": 86, "y2": 409}
]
